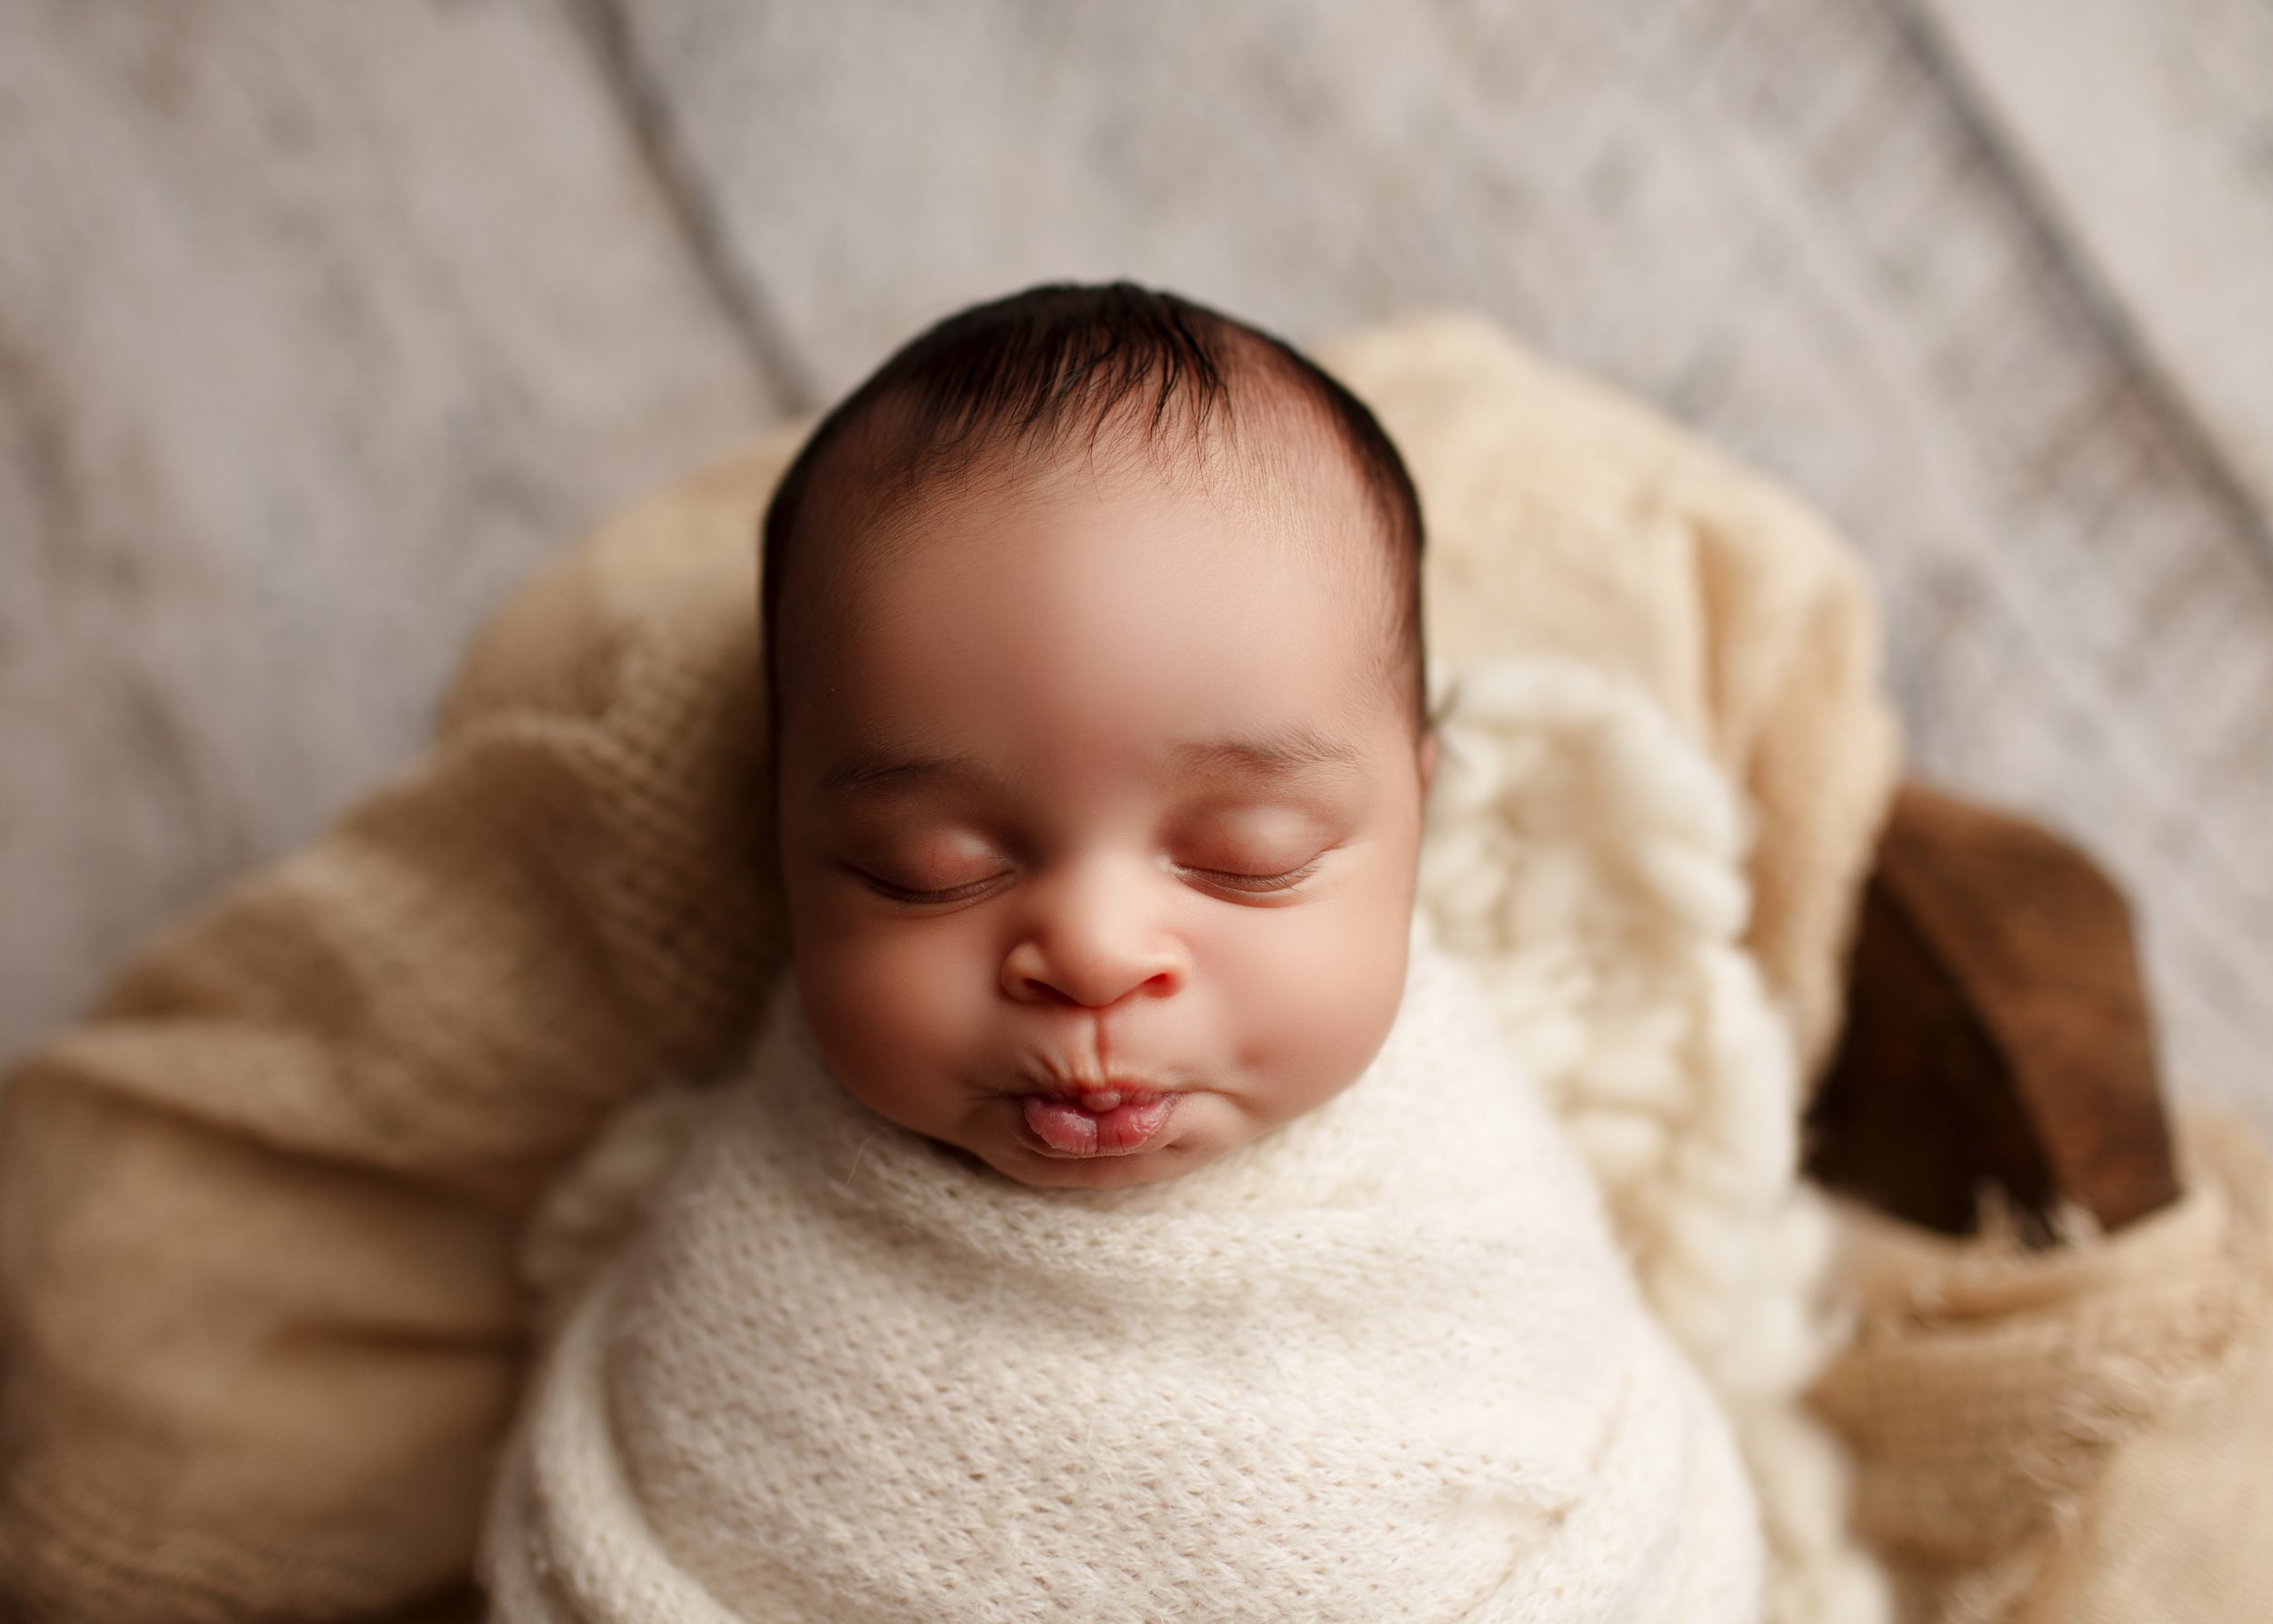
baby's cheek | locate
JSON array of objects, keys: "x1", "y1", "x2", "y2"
[
  {"x1": 792, "y1": 919, "x2": 989, "y2": 1128},
  {"x1": 1210, "y1": 890, "x2": 1413, "y2": 1118}
]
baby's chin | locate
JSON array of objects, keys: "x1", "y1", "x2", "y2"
[{"x1": 977, "y1": 1139, "x2": 1219, "y2": 1189}]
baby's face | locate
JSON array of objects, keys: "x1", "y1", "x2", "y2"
[{"x1": 773, "y1": 443, "x2": 1433, "y2": 1188}]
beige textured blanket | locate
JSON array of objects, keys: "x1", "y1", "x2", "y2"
[{"x1": 1813, "y1": 1112, "x2": 2273, "y2": 1623}]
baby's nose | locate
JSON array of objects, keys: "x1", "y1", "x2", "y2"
[
  {"x1": 998, "y1": 867, "x2": 1188, "y2": 1008},
  {"x1": 1001, "y1": 945, "x2": 1183, "y2": 1007}
]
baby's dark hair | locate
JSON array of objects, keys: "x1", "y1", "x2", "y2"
[{"x1": 759, "y1": 282, "x2": 1427, "y2": 742}]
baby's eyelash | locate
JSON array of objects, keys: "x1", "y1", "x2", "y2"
[
  {"x1": 854, "y1": 869, "x2": 1007, "y2": 907},
  {"x1": 1182, "y1": 855, "x2": 1326, "y2": 894},
  {"x1": 849, "y1": 855, "x2": 1328, "y2": 906}
]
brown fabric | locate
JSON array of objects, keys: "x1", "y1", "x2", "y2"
[
  {"x1": 1797, "y1": 781, "x2": 2267, "y2": 1624},
  {"x1": 0, "y1": 316, "x2": 1900, "y2": 1620},
  {"x1": 1809, "y1": 1113, "x2": 2273, "y2": 1624},
  {"x1": 1807, "y1": 781, "x2": 2181, "y2": 1241}
]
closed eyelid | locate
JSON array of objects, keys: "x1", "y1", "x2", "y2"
[
  {"x1": 1166, "y1": 852, "x2": 1333, "y2": 907},
  {"x1": 853, "y1": 867, "x2": 1010, "y2": 907}
]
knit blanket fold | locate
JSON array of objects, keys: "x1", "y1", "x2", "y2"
[
  {"x1": 1413, "y1": 656, "x2": 1885, "y2": 1624},
  {"x1": 482, "y1": 924, "x2": 1763, "y2": 1622}
]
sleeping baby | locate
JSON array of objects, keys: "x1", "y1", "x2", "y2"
[{"x1": 477, "y1": 285, "x2": 1766, "y2": 1620}]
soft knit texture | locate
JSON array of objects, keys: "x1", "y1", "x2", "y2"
[{"x1": 484, "y1": 924, "x2": 1764, "y2": 1623}]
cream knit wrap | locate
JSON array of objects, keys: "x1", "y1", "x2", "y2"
[{"x1": 485, "y1": 917, "x2": 1761, "y2": 1623}]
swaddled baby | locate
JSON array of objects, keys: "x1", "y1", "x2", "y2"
[{"x1": 480, "y1": 285, "x2": 1764, "y2": 1620}]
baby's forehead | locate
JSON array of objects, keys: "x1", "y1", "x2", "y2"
[
  {"x1": 802, "y1": 378, "x2": 1386, "y2": 593},
  {"x1": 786, "y1": 440, "x2": 1405, "y2": 784}
]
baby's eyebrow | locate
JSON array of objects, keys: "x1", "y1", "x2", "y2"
[
  {"x1": 1169, "y1": 727, "x2": 1368, "y2": 784},
  {"x1": 814, "y1": 726, "x2": 1366, "y2": 804},
  {"x1": 814, "y1": 751, "x2": 984, "y2": 803}
]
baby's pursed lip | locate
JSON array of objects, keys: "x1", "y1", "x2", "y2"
[{"x1": 1017, "y1": 1082, "x2": 1181, "y2": 1157}]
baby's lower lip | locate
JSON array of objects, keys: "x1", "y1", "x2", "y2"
[{"x1": 1021, "y1": 1091, "x2": 1178, "y2": 1157}]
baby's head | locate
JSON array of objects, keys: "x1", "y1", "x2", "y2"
[{"x1": 762, "y1": 284, "x2": 1435, "y2": 1188}]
